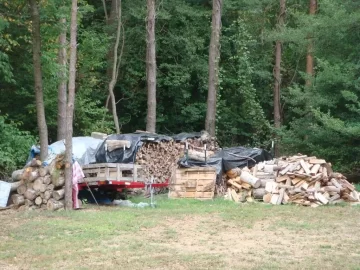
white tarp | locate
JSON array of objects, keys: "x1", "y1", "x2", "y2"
[{"x1": 28, "y1": 137, "x2": 103, "y2": 166}]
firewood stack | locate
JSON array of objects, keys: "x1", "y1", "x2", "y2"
[
  {"x1": 225, "y1": 154, "x2": 360, "y2": 207},
  {"x1": 10, "y1": 156, "x2": 72, "y2": 211},
  {"x1": 135, "y1": 137, "x2": 219, "y2": 183}
]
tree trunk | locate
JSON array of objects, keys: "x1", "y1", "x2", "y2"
[
  {"x1": 29, "y1": 0, "x2": 48, "y2": 161},
  {"x1": 146, "y1": 0, "x2": 157, "y2": 133},
  {"x1": 306, "y1": 0, "x2": 317, "y2": 87},
  {"x1": 107, "y1": 0, "x2": 122, "y2": 134},
  {"x1": 57, "y1": 18, "x2": 67, "y2": 141},
  {"x1": 273, "y1": 0, "x2": 286, "y2": 157},
  {"x1": 205, "y1": 0, "x2": 223, "y2": 137},
  {"x1": 105, "y1": 0, "x2": 120, "y2": 112},
  {"x1": 64, "y1": 0, "x2": 78, "y2": 211}
]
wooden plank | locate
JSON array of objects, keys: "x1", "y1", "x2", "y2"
[
  {"x1": 301, "y1": 182, "x2": 309, "y2": 190},
  {"x1": 230, "y1": 189, "x2": 239, "y2": 202},
  {"x1": 283, "y1": 192, "x2": 290, "y2": 204},
  {"x1": 315, "y1": 192, "x2": 329, "y2": 205},
  {"x1": 276, "y1": 175, "x2": 288, "y2": 183},
  {"x1": 277, "y1": 188, "x2": 285, "y2": 205},
  {"x1": 279, "y1": 164, "x2": 292, "y2": 175},
  {"x1": 177, "y1": 167, "x2": 216, "y2": 172},
  {"x1": 309, "y1": 159, "x2": 326, "y2": 164},
  {"x1": 330, "y1": 179, "x2": 342, "y2": 189},
  {"x1": 260, "y1": 179, "x2": 275, "y2": 188},
  {"x1": 300, "y1": 159, "x2": 311, "y2": 175},
  {"x1": 291, "y1": 178, "x2": 302, "y2": 185},
  {"x1": 265, "y1": 182, "x2": 278, "y2": 193},
  {"x1": 295, "y1": 180, "x2": 306, "y2": 188},
  {"x1": 270, "y1": 194, "x2": 280, "y2": 205},
  {"x1": 241, "y1": 182, "x2": 252, "y2": 190},
  {"x1": 169, "y1": 185, "x2": 186, "y2": 192},
  {"x1": 310, "y1": 164, "x2": 321, "y2": 176},
  {"x1": 228, "y1": 180, "x2": 242, "y2": 190},
  {"x1": 195, "y1": 192, "x2": 214, "y2": 199}
]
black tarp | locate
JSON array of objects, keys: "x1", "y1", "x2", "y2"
[
  {"x1": 178, "y1": 146, "x2": 272, "y2": 183},
  {"x1": 172, "y1": 132, "x2": 203, "y2": 142},
  {"x1": 221, "y1": 147, "x2": 273, "y2": 171},
  {"x1": 95, "y1": 132, "x2": 173, "y2": 164},
  {"x1": 178, "y1": 151, "x2": 223, "y2": 183}
]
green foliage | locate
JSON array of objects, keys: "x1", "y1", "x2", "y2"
[
  {"x1": 217, "y1": 18, "x2": 271, "y2": 147},
  {"x1": 0, "y1": 114, "x2": 36, "y2": 176},
  {"x1": 1, "y1": 0, "x2": 360, "y2": 174}
]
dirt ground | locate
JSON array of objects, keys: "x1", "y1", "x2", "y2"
[{"x1": 0, "y1": 197, "x2": 360, "y2": 270}]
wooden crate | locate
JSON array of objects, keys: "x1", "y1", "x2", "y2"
[
  {"x1": 168, "y1": 167, "x2": 216, "y2": 200},
  {"x1": 81, "y1": 163, "x2": 144, "y2": 183}
]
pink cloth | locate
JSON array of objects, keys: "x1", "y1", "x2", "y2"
[
  {"x1": 72, "y1": 161, "x2": 85, "y2": 185},
  {"x1": 72, "y1": 161, "x2": 84, "y2": 209}
]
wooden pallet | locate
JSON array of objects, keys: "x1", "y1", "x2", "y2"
[
  {"x1": 81, "y1": 163, "x2": 144, "y2": 182},
  {"x1": 168, "y1": 167, "x2": 216, "y2": 200}
]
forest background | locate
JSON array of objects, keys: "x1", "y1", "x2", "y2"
[{"x1": 1, "y1": 0, "x2": 359, "y2": 176}]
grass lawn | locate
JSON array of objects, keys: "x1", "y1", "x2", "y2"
[{"x1": 1, "y1": 195, "x2": 360, "y2": 270}]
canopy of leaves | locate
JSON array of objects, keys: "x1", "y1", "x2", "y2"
[{"x1": 1, "y1": 0, "x2": 360, "y2": 173}]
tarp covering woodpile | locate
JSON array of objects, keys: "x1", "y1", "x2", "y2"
[{"x1": 95, "y1": 131, "x2": 219, "y2": 183}]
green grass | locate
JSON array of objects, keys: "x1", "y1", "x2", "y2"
[{"x1": 1, "y1": 195, "x2": 360, "y2": 269}]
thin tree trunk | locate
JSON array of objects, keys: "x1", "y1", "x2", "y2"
[
  {"x1": 205, "y1": 0, "x2": 222, "y2": 137},
  {"x1": 101, "y1": 0, "x2": 108, "y2": 21},
  {"x1": 105, "y1": 0, "x2": 120, "y2": 112},
  {"x1": 306, "y1": 0, "x2": 317, "y2": 87},
  {"x1": 29, "y1": 0, "x2": 48, "y2": 161},
  {"x1": 64, "y1": 0, "x2": 78, "y2": 210},
  {"x1": 273, "y1": 0, "x2": 286, "y2": 157},
  {"x1": 146, "y1": 0, "x2": 157, "y2": 133},
  {"x1": 108, "y1": 0, "x2": 122, "y2": 134},
  {"x1": 57, "y1": 18, "x2": 67, "y2": 141}
]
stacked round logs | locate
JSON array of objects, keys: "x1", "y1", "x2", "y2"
[
  {"x1": 135, "y1": 137, "x2": 219, "y2": 183},
  {"x1": 10, "y1": 157, "x2": 66, "y2": 211}
]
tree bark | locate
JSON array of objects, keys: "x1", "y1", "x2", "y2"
[
  {"x1": 105, "y1": 0, "x2": 120, "y2": 112},
  {"x1": 273, "y1": 0, "x2": 286, "y2": 157},
  {"x1": 146, "y1": 0, "x2": 157, "y2": 133},
  {"x1": 205, "y1": 0, "x2": 223, "y2": 137},
  {"x1": 29, "y1": 0, "x2": 48, "y2": 161},
  {"x1": 306, "y1": 0, "x2": 317, "y2": 87},
  {"x1": 64, "y1": 0, "x2": 78, "y2": 211},
  {"x1": 57, "y1": 18, "x2": 67, "y2": 141},
  {"x1": 108, "y1": 0, "x2": 122, "y2": 134}
]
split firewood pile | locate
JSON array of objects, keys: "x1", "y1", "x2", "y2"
[
  {"x1": 225, "y1": 154, "x2": 360, "y2": 207},
  {"x1": 135, "y1": 136, "x2": 219, "y2": 183},
  {"x1": 9, "y1": 155, "x2": 74, "y2": 211}
]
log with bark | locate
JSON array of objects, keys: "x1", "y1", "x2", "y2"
[
  {"x1": 10, "y1": 181, "x2": 22, "y2": 192},
  {"x1": 47, "y1": 199, "x2": 64, "y2": 211},
  {"x1": 11, "y1": 169, "x2": 24, "y2": 181},
  {"x1": 52, "y1": 189, "x2": 65, "y2": 200},
  {"x1": 9, "y1": 156, "x2": 67, "y2": 211},
  {"x1": 11, "y1": 194, "x2": 25, "y2": 206},
  {"x1": 106, "y1": 140, "x2": 131, "y2": 152}
]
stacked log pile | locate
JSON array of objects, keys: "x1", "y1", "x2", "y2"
[
  {"x1": 9, "y1": 157, "x2": 69, "y2": 211},
  {"x1": 135, "y1": 136, "x2": 219, "y2": 183},
  {"x1": 225, "y1": 154, "x2": 360, "y2": 206}
]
